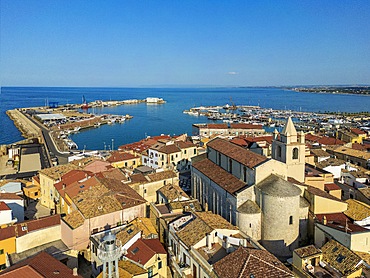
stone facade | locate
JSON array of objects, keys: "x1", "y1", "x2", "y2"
[{"x1": 191, "y1": 118, "x2": 307, "y2": 258}]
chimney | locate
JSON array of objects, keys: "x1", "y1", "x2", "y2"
[
  {"x1": 206, "y1": 233, "x2": 212, "y2": 249},
  {"x1": 204, "y1": 203, "x2": 208, "y2": 212},
  {"x1": 323, "y1": 216, "x2": 327, "y2": 225},
  {"x1": 73, "y1": 268, "x2": 78, "y2": 276}
]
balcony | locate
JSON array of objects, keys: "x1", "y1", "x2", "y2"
[{"x1": 168, "y1": 249, "x2": 191, "y2": 277}]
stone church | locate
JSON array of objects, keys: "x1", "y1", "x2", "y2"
[{"x1": 191, "y1": 118, "x2": 309, "y2": 258}]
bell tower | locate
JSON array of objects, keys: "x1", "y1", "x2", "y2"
[{"x1": 272, "y1": 117, "x2": 305, "y2": 182}]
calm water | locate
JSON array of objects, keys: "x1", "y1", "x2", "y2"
[{"x1": 1, "y1": 87, "x2": 369, "y2": 150}]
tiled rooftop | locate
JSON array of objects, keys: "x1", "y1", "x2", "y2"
[
  {"x1": 0, "y1": 192, "x2": 23, "y2": 200},
  {"x1": 116, "y1": 224, "x2": 141, "y2": 246},
  {"x1": 229, "y1": 123, "x2": 263, "y2": 129},
  {"x1": 328, "y1": 145, "x2": 370, "y2": 160},
  {"x1": 130, "y1": 217, "x2": 158, "y2": 238},
  {"x1": 213, "y1": 246, "x2": 293, "y2": 278},
  {"x1": 125, "y1": 238, "x2": 166, "y2": 265},
  {"x1": 195, "y1": 211, "x2": 239, "y2": 231},
  {"x1": 176, "y1": 218, "x2": 213, "y2": 247},
  {"x1": 192, "y1": 158, "x2": 246, "y2": 195},
  {"x1": 157, "y1": 183, "x2": 188, "y2": 202},
  {"x1": 256, "y1": 175, "x2": 301, "y2": 197},
  {"x1": 72, "y1": 183, "x2": 123, "y2": 219},
  {"x1": 15, "y1": 215, "x2": 60, "y2": 237},
  {"x1": 294, "y1": 245, "x2": 322, "y2": 258},
  {"x1": 117, "y1": 260, "x2": 146, "y2": 276},
  {"x1": 237, "y1": 200, "x2": 261, "y2": 214},
  {"x1": 310, "y1": 148, "x2": 331, "y2": 157},
  {"x1": 147, "y1": 170, "x2": 177, "y2": 182},
  {"x1": 307, "y1": 186, "x2": 345, "y2": 203},
  {"x1": 208, "y1": 138, "x2": 268, "y2": 168},
  {"x1": 344, "y1": 199, "x2": 370, "y2": 221},
  {"x1": 39, "y1": 164, "x2": 80, "y2": 180},
  {"x1": 62, "y1": 210, "x2": 85, "y2": 229},
  {"x1": 324, "y1": 183, "x2": 341, "y2": 191},
  {"x1": 0, "y1": 251, "x2": 83, "y2": 277},
  {"x1": 321, "y1": 240, "x2": 363, "y2": 276},
  {"x1": 107, "y1": 151, "x2": 138, "y2": 163}
]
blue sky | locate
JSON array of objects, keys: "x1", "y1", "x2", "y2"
[{"x1": 1, "y1": 1, "x2": 370, "y2": 87}]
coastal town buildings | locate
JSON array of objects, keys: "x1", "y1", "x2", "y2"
[
  {"x1": 192, "y1": 123, "x2": 265, "y2": 139},
  {"x1": 142, "y1": 138, "x2": 197, "y2": 171},
  {"x1": 191, "y1": 118, "x2": 306, "y2": 258}
]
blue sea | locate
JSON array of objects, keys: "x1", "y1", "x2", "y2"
[{"x1": 1, "y1": 87, "x2": 369, "y2": 150}]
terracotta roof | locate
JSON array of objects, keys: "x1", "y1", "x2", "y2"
[
  {"x1": 0, "y1": 201, "x2": 11, "y2": 211},
  {"x1": 206, "y1": 123, "x2": 228, "y2": 129},
  {"x1": 328, "y1": 145, "x2": 370, "y2": 160},
  {"x1": 229, "y1": 123, "x2": 263, "y2": 129},
  {"x1": 158, "y1": 144, "x2": 181, "y2": 154},
  {"x1": 95, "y1": 168, "x2": 128, "y2": 181},
  {"x1": 310, "y1": 148, "x2": 330, "y2": 157},
  {"x1": 351, "y1": 128, "x2": 366, "y2": 135},
  {"x1": 0, "y1": 251, "x2": 83, "y2": 277},
  {"x1": 229, "y1": 138, "x2": 248, "y2": 147},
  {"x1": 0, "y1": 225, "x2": 16, "y2": 240},
  {"x1": 157, "y1": 184, "x2": 189, "y2": 202},
  {"x1": 324, "y1": 183, "x2": 341, "y2": 191},
  {"x1": 62, "y1": 210, "x2": 85, "y2": 229},
  {"x1": 242, "y1": 135, "x2": 273, "y2": 144},
  {"x1": 130, "y1": 218, "x2": 158, "y2": 238},
  {"x1": 82, "y1": 160, "x2": 111, "y2": 174},
  {"x1": 175, "y1": 140, "x2": 196, "y2": 149},
  {"x1": 315, "y1": 157, "x2": 347, "y2": 169},
  {"x1": 294, "y1": 245, "x2": 322, "y2": 258},
  {"x1": 352, "y1": 143, "x2": 370, "y2": 151},
  {"x1": 213, "y1": 246, "x2": 293, "y2": 278},
  {"x1": 321, "y1": 219, "x2": 369, "y2": 234},
  {"x1": 321, "y1": 240, "x2": 363, "y2": 276},
  {"x1": 129, "y1": 173, "x2": 148, "y2": 184},
  {"x1": 344, "y1": 199, "x2": 370, "y2": 221},
  {"x1": 315, "y1": 213, "x2": 350, "y2": 223},
  {"x1": 64, "y1": 176, "x2": 100, "y2": 199},
  {"x1": 195, "y1": 211, "x2": 239, "y2": 230},
  {"x1": 15, "y1": 215, "x2": 60, "y2": 237},
  {"x1": 359, "y1": 187, "x2": 370, "y2": 199},
  {"x1": 305, "y1": 133, "x2": 322, "y2": 142},
  {"x1": 117, "y1": 260, "x2": 146, "y2": 276},
  {"x1": 98, "y1": 177, "x2": 146, "y2": 209},
  {"x1": 54, "y1": 170, "x2": 93, "y2": 192},
  {"x1": 316, "y1": 137, "x2": 345, "y2": 146},
  {"x1": 237, "y1": 200, "x2": 261, "y2": 214},
  {"x1": 39, "y1": 164, "x2": 80, "y2": 180},
  {"x1": 125, "y1": 238, "x2": 166, "y2": 265},
  {"x1": 72, "y1": 182, "x2": 123, "y2": 219},
  {"x1": 107, "y1": 151, "x2": 138, "y2": 163},
  {"x1": 177, "y1": 218, "x2": 213, "y2": 247},
  {"x1": 192, "y1": 158, "x2": 246, "y2": 195},
  {"x1": 0, "y1": 192, "x2": 23, "y2": 200},
  {"x1": 257, "y1": 175, "x2": 301, "y2": 197},
  {"x1": 208, "y1": 138, "x2": 268, "y2": 168},
  {"x1": 116, "y1": 224, "x2": 141, "y2": 246},
  {"x1": 146, "y1": 170, "x2": 177, "y2": 182},
  {"x1": 307, "y1": 186, "x2": 345, "y2": 203}
]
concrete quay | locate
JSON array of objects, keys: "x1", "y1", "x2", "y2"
[{"x1": 6, "y1": 109, "x2": 42, "y2": 140}]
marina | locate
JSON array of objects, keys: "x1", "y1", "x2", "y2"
[{"x1": 1, "y1": 87, "x2": 369, "y2": 150}]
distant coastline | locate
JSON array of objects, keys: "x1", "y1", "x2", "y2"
[{"x1": 287, "y1": 86, "x2": 370, "y2": 96}]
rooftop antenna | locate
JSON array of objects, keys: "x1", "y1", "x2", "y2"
[{"x1": 97, "y1": 232, "x2": 123, "y2": 278}]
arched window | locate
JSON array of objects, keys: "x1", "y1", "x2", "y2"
[
  {"x1": 229, "y1": 158, "x2": 233, "y2": 173},
  {"x1": 277, "y1": 146, "x2": 282, "y2": 157},
  {"x1": 289, "y1": 216, "x2": 293, "y2": 225},
  {"x1": 293, "y1": 147, "x2": 299, "y2": 159}
]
